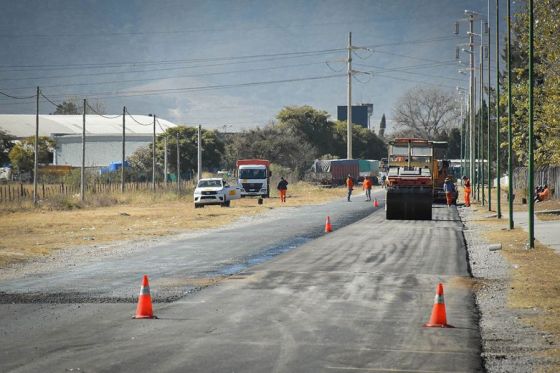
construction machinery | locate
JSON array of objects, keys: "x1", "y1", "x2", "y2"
[{"x1": 385, "y1": 138, "x2": 451, "y2": 220}]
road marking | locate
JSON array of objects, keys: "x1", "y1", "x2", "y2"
[{"x1": 325, "y1": 367, "x2": 471, "y2": 372}]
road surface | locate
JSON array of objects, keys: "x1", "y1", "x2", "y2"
[{"x1": 0, "y1": 192, "x2": 482, "y2": 372}]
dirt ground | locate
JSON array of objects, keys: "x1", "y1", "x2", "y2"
[
  {"x1": 0, "y1": 182, "x2": 348, "y2": 268},
  {"x1": 466, "y1": 198, "x2": 560, "y2": 371}
]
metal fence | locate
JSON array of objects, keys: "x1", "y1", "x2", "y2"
[
  {"x1": 512, "y1": 166, "x2": 560, "y2": 199},
  {"x1": 0, "y1": 180, "x2": 194, "y2": 204}
]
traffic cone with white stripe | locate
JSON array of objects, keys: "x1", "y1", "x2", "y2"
[
  {"x1": 423, "y1": 283, "x2": 453, "y2": 328},
  {"x1": 325, "y1": 216, "x2": 332, "y2": 233},
  {"x1": 134, "y1": 275, "x2": 157, "y2": 319}
]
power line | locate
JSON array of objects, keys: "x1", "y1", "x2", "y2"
[
  {"x1": 0, "y1": 91, "x2": 36, "y2": 99},
  {"x1": 125, "y1": 108, "x2": 154, "y2": 126},
  {"x1": 3, "y1": 61, "x2": 329, "y2": 91},
  {"x1": 39, "y1": 92, "x2": 60, "y2": 107},
  {"x1": 0, "y1": 49, "x2": 343, "y2": 72},
  {"x1": 85, "y1": 102, "x2": 121, "y2": 119}
]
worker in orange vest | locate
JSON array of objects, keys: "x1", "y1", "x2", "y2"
[
  {"x1": 536, "y1": 184, "x2": 550, "y2": 202},
  {"x1": 346, "y1": 174, "x2": 354, "y2": 202},
  {"x1": 363, "y1": 176, "x2": 372, "y2": 201},
  {"x1": 462, "y1": 176, "x2": 471, "y2": 207}
]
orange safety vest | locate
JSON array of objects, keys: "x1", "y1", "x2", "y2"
[
  {"x1": 346, "y1": 177, "x2": 354, "y2": 188},
  {"x1": 363, "y1": 179, "x2": 372, "y2": 190}
]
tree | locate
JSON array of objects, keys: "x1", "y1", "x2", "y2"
[
  {"x1": 379, "y1": 113, "x2": 387, "y2": 138},
  {"x1": 276, "y1": 105, "x2": 334, "y2": 156},
  {"x1": 53, "y1": 101, "x2": 80, "y2": 115},
  {"x1": 127, "y1": 145, "x2": 152, "y2": 173},
  {"x1": 8, "y1": 136, "x2": 55, "y2": 174},
  {"x1": 156, "y1": 126, "x2": 224, "y2": 176},
  {"x1": 0, "y1": 129, "x2": 15, "y2": 165},
  {"x1": 393, "y1": 87, "x2": 459, "y2": 139},
  {"x1": 52, "y1": 97, "x2": 107, "y2": 115},
  {"x1": 503, "y1": 0, "x2": 560, "y2": 166}
]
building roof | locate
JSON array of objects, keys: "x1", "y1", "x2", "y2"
[{"x1": 0, "y1": 114, "x2": 178, "y2": 138}]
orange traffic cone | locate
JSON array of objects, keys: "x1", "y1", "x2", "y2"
[
  {"x1": 373, "y1": 198, "x2": 379, "y2": 208},
  {"x1": 325, "y1": 216, "x2": 332, "y2": 233},
  {"x1": 134, "y1": 275, "x2": 157, "y2": 319},
  {"x1": 424, "y1": 283, "x2": 453, "y2": 328}
]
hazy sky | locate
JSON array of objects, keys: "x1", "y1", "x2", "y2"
[{"x1": 0, "y1": 0, "x2": 505, "y2": 132}]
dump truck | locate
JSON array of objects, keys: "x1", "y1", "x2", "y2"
[{"x1": 385, "y1": 138, "x2": 435, "y2": 220}]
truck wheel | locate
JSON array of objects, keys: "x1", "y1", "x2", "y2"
[
  {"x1": 265, "y1": 192, "x2": 269, "y2": 198},
  {"x1": 195, "y1": 204, "x2": 203, "y2": 209},
  {"x1": 225, "y1": 200, "x2": 231, "y2": 207}
]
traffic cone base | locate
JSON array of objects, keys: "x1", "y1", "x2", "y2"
[
  {"x1": 423, "y1": 283, "x2": 453, "y2": 328},
  {"x1": 325, "y1": 216, "x2": 332, "y2": 233},
  {"x1": 134, "y1": 275, "x2": 157, "y2": 319}
]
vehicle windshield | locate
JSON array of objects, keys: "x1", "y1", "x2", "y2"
[
  {"x1": 239, "y1": 169, "x2": 267, "y2": 179},
  {"x1": 198, "y1": 180, "x2": 222, "y2": 188}
]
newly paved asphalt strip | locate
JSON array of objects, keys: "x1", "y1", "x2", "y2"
[
  {"x1": 0, "y1": 197, "x2": 482, "y2": 372},
  {"x1": 0, "y1": 191, "x2": 379, "y2": 302}
]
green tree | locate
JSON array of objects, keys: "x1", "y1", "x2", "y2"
[
  {"x1": 156, "y1": 126, "x2": 224, "y2": 176},
  {"x1": 0, "y1": 129, "x2": 15, "y2": 165},
  {"x1": 276, "y1": 105, "x2": 334, "y2": 156},
  {"x1": 53, "y1": 101, "x2": 80, "y2": 115},
  {"x1": 8, "y1": 136, "x2": 55, "y2": 173},
  {"x1": 504, "y1": 0, "x2": 560, "y2": 166}
]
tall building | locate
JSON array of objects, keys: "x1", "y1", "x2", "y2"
[{"x1": 337, "y1": 103, "x2": 374, "y2": 129}]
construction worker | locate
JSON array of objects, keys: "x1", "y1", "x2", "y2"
[
  {"x1": 536, "y1": 184, "x2": 550, "y2": 202},
  {"x1": 277, "y1": 176, "x2": 288, "y2": 203},
  {"x1": 346, "y1": 174, "x2": 354, "y2": 202},
  {"x1": 462, "y1": 176, "x2": 471, "y2": 207},
  {"x1": 443, "y1": 177, "x2": 456, "y2": 207},
  {"x1": 363, "y1": 176, "x2": 372, "y2": 201}
]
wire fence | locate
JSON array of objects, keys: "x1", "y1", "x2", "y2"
[
  {"x1": 0, "y1": 179, "x2": 195, "y2": 204},
  {"x1": 512, "y1": 166, "x2": 560, "y2": 200}
]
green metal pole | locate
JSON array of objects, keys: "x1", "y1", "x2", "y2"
[
  {"x1": 496, "y1": 0, "x2": 502, "y2": 218},
  {"x1": 507, "y1": 0, "x2": 514, "y2": 229},
  {"x1": 528, "y1": 0, "x2": 534, "y2": 248},
  {"x1": 487, "y1": 24, "x2": 492, "y2": 211},
  {"x1": 480, "y1": 40, "x2": 485, "y2": 206}
]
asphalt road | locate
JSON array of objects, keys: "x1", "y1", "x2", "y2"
[{"x1": 0, "y1": 192, "x2": 482, "y2": 372}]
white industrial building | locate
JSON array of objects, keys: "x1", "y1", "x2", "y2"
[{"x1": 0, "y1": 114, "x2": 178, "y2": 167}]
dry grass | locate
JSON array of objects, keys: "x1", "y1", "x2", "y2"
[
  {"x1": 0, "y1": 182, "x2": 348, "y2": 267},
  {"x1": 471, "y1": 208, "x2": 560, "y2": 370}
]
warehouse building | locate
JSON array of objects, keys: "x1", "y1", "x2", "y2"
[{"x1": 0, "y1": 114, "x2": 177, "y2": 167}]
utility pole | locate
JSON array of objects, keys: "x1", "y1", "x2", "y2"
[
  {"x1": 81, "y1": 99, "x2": 86, "y2": 202},
  {"x1": 460, "y1": 96, "x2": 465, "y2": 179},
  {"x1": 33, "y1": 86, "x2": 39, "y2": 205},
  {"x1": 121, "y1": 106, "x2": 125, "y2": 193},
  {"x1": 507, "y1": 0, "x2": 514, "y2": 229},
  {"x1": 197, "y1": 124, "x2": 202, "y2": 182},
  {"x1": 164, "y1": 136, "x2": 168, "y2": 187},
  {"x1": 480, "y1": 56, "x2": 485, "y2": 205},
  {"x1": 347, "y1": 32, "x2": 353, "y2": 159},
  {"x1": 468, "y1": 12, "x2": 476, "y2": 196},
  {"x1": 152, "y1": 114, "x2": 156, "y2": 191},
  {"x1": 487, "y1": 17, "x2": 492, "y2": 211},
  {"x1": 176, "y1": 132, "x2": 181, "y2": 194},
  {"x1": 496, "y1": 0, "x2": 502, "y2": 218},
  {"x1": 528, "y1": 0, "x2": 535, "y2": 248}
]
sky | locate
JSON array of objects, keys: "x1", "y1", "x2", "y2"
[{"x1": 0, "y1": 0, "x2": 506, "y2": 132}]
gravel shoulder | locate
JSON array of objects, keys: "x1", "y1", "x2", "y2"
[{"x1": 459, "y1": 206, "x2": 560, "y2": 372}]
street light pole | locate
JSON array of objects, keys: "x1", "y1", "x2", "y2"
[
  {"x1": 496, "y1": 0, "x2": 502, "y2": 218},
  {"x1": 507, "y1": 0, "x2": 514, "y2": 229},
  {"x1": 347, "y1": 32, "x2": 353, "y2": 160},
  {"x1": 528, "y1": 0, "x2": 535, "y2": 248},
  {"x1": 468, "y1": 13, "x2": 476, "y2": 195}
]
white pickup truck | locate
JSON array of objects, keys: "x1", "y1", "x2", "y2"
[{"x1": 194, "y1": 178, "x2": 242, "y2": 208}]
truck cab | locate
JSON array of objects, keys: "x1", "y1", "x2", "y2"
[
  {"x1": 236, "y1": 159, "x2": 271, "y2": 198},
  {"x1": 194, "y1": 178, "x2": 241, "y2": 208}
]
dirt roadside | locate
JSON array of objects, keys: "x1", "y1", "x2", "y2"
[
  {"x1": 1, "y1": 182, "x2": 348, "y2": 268},
  {"x1": 459, "y1": 190, "x2": 560, "y2": 372}
]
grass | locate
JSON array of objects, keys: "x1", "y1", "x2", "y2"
[
  {"x1": 0, "y1": 182, "x2": 349, "y2": 268},
  {"x1": 468, "y1": 206, "x2": 560, "y2": 371}
]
